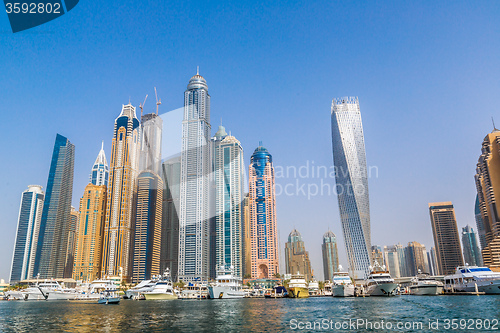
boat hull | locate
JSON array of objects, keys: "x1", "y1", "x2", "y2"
[
  {"x1": 97, "y1": 297, "x2": 120, "y2": 304},
  {"x1": 208, "y1": 286, "x2": 245, "y2": 299},
  {"x1": 287, "y1": 287, "x2": 309, "y2": 298},
  {"x1": 366, "y1": 283, "x2": 397, "y2": 296},
  {"x1": 144, "y1": 293, "x2": 177, "y2": 300},
  {"x1": 452, "y1": 280, "x2": 500, "y2": 295},
  {"x1": 409, "y1": 285, "x2": 442, "y2": 296},
  {"x1": 332, "y1": 284, "x2": 355, "y2": 297}
]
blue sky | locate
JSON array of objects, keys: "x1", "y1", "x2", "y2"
[{"x1": 1, "y1": 1, "x2": 499, "y2": 281}]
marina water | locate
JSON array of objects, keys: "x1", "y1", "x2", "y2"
[{"x1": 1, "y1": 296, "x2": 500, "y2": 332}]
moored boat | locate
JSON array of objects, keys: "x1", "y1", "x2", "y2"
[
  {"x1": 331, "y1": 272, "x2": 355, "y2": 297},
  {"x1": 409, "y1": 273, "x2": 443, "y2": 295},
  {"x1": 143, "y1": 269, "x2": 178, "y2": 300},
  {"x1": 444, "y1": 265, "x2": 500, "y2": 295},
  {"x1": 364, "y1": 262, "x2": 397, "y2": 296},
  {"x1": 208, "y1": 266, "x2": 245, "y2": 299},
  {"x1": 287, "y1": 275, "x2": 309, "y2": 298}
]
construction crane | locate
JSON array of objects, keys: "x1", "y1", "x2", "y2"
[
  {"x1": 155, "y1": 87, "x2": 161, "y2": 115},
  {"x1": 139, "y1": 94, "x2": 148, "y2": 118}
]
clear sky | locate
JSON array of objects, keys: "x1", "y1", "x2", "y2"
[{"x1": 1, "y1": 1, "x2": 499, "y2": 281}]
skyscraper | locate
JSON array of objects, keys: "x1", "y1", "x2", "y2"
[
  {"x1": 161, "y1": 156, "x2": 181, "y2": 282},
  {"x1": 102, "y1": 104, "x2": 141, "y2": 281},
  {"x1": 285, "y1": 229, "x2": 312, "y2": 281},
  {"x1": 371, "y1": 245, "x2": 384, "y2": 266},
  {"x1": 64, "y1": 207, "x2": 79, "y2": 278},
  {"x1": 249, "y1": 144, "x2": 279, "y2": 279},
  {"x1": 73, "y1": 145, "x2": 109, "y2": 282},
  {"x1": 178, "y1": 72, "x2": 212, "y2": 282},
  {"x1": 242, "y1": 193, "x2": 251, "y2": 278},
  {"x1": 383, "y1": 245, "x2": 401, "y2": 278},
  {"x1": 322, "y1": 231, "x2": 339, "y2": 281},
  {"x1": 10, "y1": 185, "x2": 44, "y2": 283},
  {"x1": 475, "y1": 128, "x2": 500, "y2": 271},
  {"x1": 462, "y1": 225, "x2": 483, "y2": 266},
  {"x1": 475, "y1": 195, "x2": 487, "y2": 250},
  {"x1": 429, "y1": 202, "x2": 464, "y2": 275},
  {"x1": 427, "y1": 247, "x2": 438, "y2": 276},
  {"x1": 395, "y1": 243, "x2": 408, "y2": 277},
  {"x1": 34, "y1": 134, "x2": 75, "y2": 279},
  {"x1": 331, "y1": 97, "x2": 371, "y2": 280},
  {"x1": 213, "y1": 126, "x2": 245, "y2": 277},
  {"x1": 405, "y1": 241, "x2": 428, "y2": 276}
]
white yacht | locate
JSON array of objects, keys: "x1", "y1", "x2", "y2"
[
  {"x1": 143, "y1": 269, "x2": 178, "y2": 300},
  {"x1": 331, "y1": 272, "x2": 355, "y2": 297},
  {"x1": 22, "y1": 281, "x2": 81, "y2": 300},
  {"x1": 76, "y1": 279, "x2": 117, "y2": 300},
  {"x1": 444, "y1": 265, "x2": 500, "y2": 294},
  {"x1": 323, "y1": 281, "x2": 332, "y2": 296},
  {"x1": 364, "y1": 263, "x2": 398, "y2": 296},
  {"x1": 308, "y1": 279, "x2": 320, "y2": 296},
  {"x1": 208, "y1": 266, "x2": 245, "y2": 299},
  {"x1": 124, "y1": 279, "x2": 156, "y2": 299},
  {"x1": 409, "y1": 273, "x2": 443, "y2": 295}
]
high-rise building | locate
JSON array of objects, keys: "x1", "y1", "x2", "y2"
[
  {"x1": 405, "y1": 241, "x2": 428, "y2": 276},
  {"x1": 102, "y1": 104, "x2": 141, "y2": 281},
  {"x1": 131, "y1": 111, "x2": 164, "y2": 283},
  {"x1": 371, "y1": 245, "x2": 384, "y2": 266},
  {"x1": 132, "y1": 172, "x2": 163, "y2": 283},
  {"x1": 475, "y1": 195, "x2": 487, "y2": 250},
  {"x1": 429, "y1": 202, "x2": 464, "y2": 275},
  {"x1": 427, "y1": 247, "x2": 438, "y2": 276},
  {"x1": 64, "y1": 207, "x2": 79, "y2": 278},
  {"x1": 90, "y1": 142, "x2": 109, "y2": 187},
  {"x1": 10, "y1": 185, "x2": 44, "y2": 283},
  {"x1": 161, "y1": 156, "x2": 181, "y2": 282},
  {"x1": 34, "y1": 134, "x2": 75, "y2": 279},
  {"x1": 383, "y1": 245, "x2": 400, "y2": 278},
  {"x1": 249, "y1": 144, "x2": 279, "y2": 279},
  {"x1": 73, "y1": 145, "x2": 109, "y2": 282},
  {"x1": 462, "y1": 225, "x2": 483, "y2": 267},
  {"x1": 395, "y1": 243, "x2": 408, "y2": 277},
  {"x1": 178, "y1": 72, "x2": 212, "y2": 282},
  {"x1": 322, "y1": 231, "x2": 339, "y2": 281},
  {"x1": 213, "y1": 126, "x2": 245, "y2": 277},
  {"x1": 475, "y1": 129, "x2": 500, "y2": 271},
  {"x1": 285, "y1": 229, "x2": 312, "y2": 281},
  {"x1": 331, "y1": 97, "x2": 371, "y2": 280},
  {"x1": 242, "y1": 193, "x2": 251, "y2": 278}
]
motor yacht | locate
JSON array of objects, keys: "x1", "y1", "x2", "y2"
[
  {"x1": 364, "y1": 262, "x2": 398, "y2": 296},
  {"x1": 208, "y1": 266, "x2": 245, "y2": 299},
  {"x1": 286, "y1": 274, "x2": 309, "y2": 298},
  {"x1": 444, "y1": 265, "x2": 500, "y2": 294}
]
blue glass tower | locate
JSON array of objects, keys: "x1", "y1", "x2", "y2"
[
  {"x1": 34, "y1": 134, "x2": 75, "y2": 279},
  {"x1": 462, "y1": 225, "x2": 483, "y2": 266},
  {"x1": 331, "y1": 97, "x2": 371, "y2": 280},
  {"x1": 10, "y1": 185, "x2": 44, "y2": 283}
]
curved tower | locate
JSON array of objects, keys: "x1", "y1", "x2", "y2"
[
  {"x1": 102, "y1": 104, "x2": 141, "y2": 281},
  {"x1": 178, "y1": 71, "x2": 212, "y2": 281},
  {"x1": 331, "y1": 97, "x2": 371, "y2": 280},
  {"x1": 249, "y1": 144, "x2": 279, "y2": 279}
]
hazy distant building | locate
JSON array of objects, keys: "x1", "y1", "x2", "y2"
[
  {"x1": 395, "y1": 243, "x2": 408, "y2": 277},
  {"x1": 161, "y1": 157, "x2": 181, "y2": 282},
  {"x1": 213, "y1": 127, "x2": 244, "y2": 277},
  {"x1": 34, "y1": 134, "x2": 75, "y2": 279},
  {"x1": 178, "y1": 72, "x2": 212, "y2": 282},
  {"x1": 427, "y1": 247, "x2": 438, "y2": 276},
  {"x1": 64, "y1": 207, "x2": 79, "y2": 278},
  {"x1": 249, "y1": 144, "x2": 279, "y2": 279},
  {"x1": 383, "y1": 245, "x2": 400, "y2": 278},
  {"x1": 405, "y1": 241, "x2": 428, "y2": 276},
  {"x1": 322, "y1": 231, "x2": 339, "y2": 281},
  {"x1": 331, "y1": 97, "x2": 371, "y2": 280},
  {"x1": 242, "y1": 193, "x2": 251, "y2": 278},
  {"x1": 475, "y1": 128, "x2": 500, "y2": 271},
  {"x1": 285, "y1": 229, "x2": 312, "y2": 281},
  {"x1": 429, "y1": 202, "x2": 464, "y2": 275},
  {"x1": 462, "y1": 225, "x2": 483, "y2": 267},
  {"x1": 10, "y1": 185, "x2": 44, "y2": 283},
  {"x1": 371, "y1": 245, "x2": 384, "y2": 266},
  {"x1": 475, "y1": 195, "x2": 487, "y2": 250},
  {"x1": 102, "y1": 104, "x2": 141, "y2": 281}
]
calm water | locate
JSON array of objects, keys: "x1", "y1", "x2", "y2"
[{"x1": 1, "y1": 296, "x2": 499, "y2": 332}]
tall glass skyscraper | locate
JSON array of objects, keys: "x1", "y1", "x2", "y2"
[
  {"x1": 383, "y1": 245, "x2": 401, "y2": 278},
  {"x1": 10, "y1": 185, "x2": 44, "y2": 283},
  {"x1": 322, "y1": 231, "x2": 339, "y2": 281},
  {"x1": 462, "y1": 225, "x2": 483, "y2": 267},
  {"x1": 213, "y1": 126, "x2": 245, "y2": 277},
  {"x1": 331, "y1": 97, "x2": 371, "y2": 280},
  {"x1": 102, "y1": 104, "x2": 141, "y2": 281},
  {"x1": 178, "y1": 72, "x2": 212, "y2": 281},
  {"x1": 34, "y1": 134, "x2": 75, "y2": 279},
  {"x1": 249, "y1": 144, "x2": 279, "y2": 279},
  {"x1": 161, "y1": 156, "x2": 181, "y2": 282}
]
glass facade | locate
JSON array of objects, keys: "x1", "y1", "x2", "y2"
[
  {"x1": 90, "y1": 142, "x2": 109, "y2": 186},
  {"x1": 331, "y1": 97, "x2": 371, "y2": 280},
  {"x1": 322, "y1": 231, "x2": 339, "y2": 281},
  {"x1": 34, "y1": 134, "x2": 75, "y2": 279},
  {"x1": 462, "y1": 225, "x2": 483, "y2": 267},
  {"x1": 10, "y1": 185, "x2": 44, "y2": 283}
]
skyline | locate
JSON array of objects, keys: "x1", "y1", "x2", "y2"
[{"x1": 2, "y1": 1, "x2": 500, "y2": 281}]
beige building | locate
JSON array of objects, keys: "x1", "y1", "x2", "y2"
[
  {"x1": 285, "y1": 229, "x2": 312, "y2": 281},
  {"x1": 429, "y1": 202, "x2": 463, "y2": 275}
]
